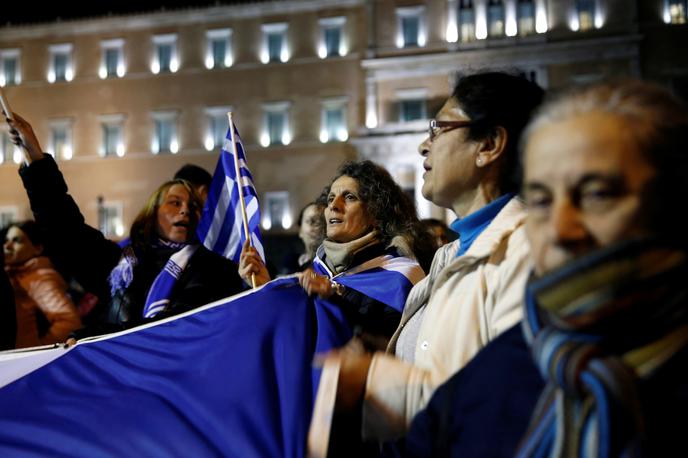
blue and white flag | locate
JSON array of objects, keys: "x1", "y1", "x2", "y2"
[
  {"x1": 312, "y1": 250, "x2": 425, "y2": 313},
  {"x1": 0, "y1": 278, "x2": 315, "y2": 458},
  {"x1": 197, "y1": 119, "x2": 265, "y2": 264}
]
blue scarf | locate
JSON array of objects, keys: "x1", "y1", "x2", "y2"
[
  {"x1": 108, "y1": 239, "x2": 198, "y2": 319},
  {"x1": 516, "y1": 238, "x2": 688, "y2": 457}
]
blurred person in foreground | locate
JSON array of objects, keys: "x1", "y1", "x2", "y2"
[
  {"x1": 4, "y1": 220, "x2": 80, "y2": 348},
  {"x1": 404, "y1": 80, "x2": 688, "y2": 457},
  {"x1": 7, "y1": 114, "x2": 243, "y2": 339}
]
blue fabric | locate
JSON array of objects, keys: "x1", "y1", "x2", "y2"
[
  {"x1": 312, "y1": 252, "x2": 422, "y2": 313},
  {"x1": 450, "y1": 193, "x2": 514, "y2": 257},
  {"x1": 196, "y1": 121, "x2": 265, "y2": 264},
  {"x1": 0, "y1": 278, "x2": 320, "y2": 458}
]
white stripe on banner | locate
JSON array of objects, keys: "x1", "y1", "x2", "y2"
[
  {"x1": 222, "y1": 138, "x2": 234, "y2": 153},
  {"x1": 342, "y1": 254, "x2": 425, "y2": 285},
  {"x1": 239, "y1": 176, "x2": 254, "y2": 189},
  {"x1": 223, "y1": 203, "x2": 245, "y2": 259},
  {"x1": 204, "y1": 176, "x2": 236, "y2": 250},
  {"x1": 251, "y1": 231, "x2": 266, "y2": 262},
  {"x1": 0, "y1": 346, "x2": 71, "y2": 389}
]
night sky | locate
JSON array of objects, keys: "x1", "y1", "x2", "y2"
[{"x1": 1, "y1": 1, "x2": 269, "y2": 26}]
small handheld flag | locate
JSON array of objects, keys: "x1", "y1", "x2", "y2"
[{"x1": 197, "y1": 113, "x2": 265, "y2": 285}]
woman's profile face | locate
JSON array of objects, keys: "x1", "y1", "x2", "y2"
[
  {"x1": 325, "y1": 175, "x2": 376, "y2": 243},
  {"x1": 3, "y1": 226, "x2": 42, "y2": 266},
  {"x1": 418, "y1": 96, "x2": 481, "y2": 213},
  {"x1": 156, "y1": 184, "x2": 199, "y2": 244},
  {"x1": 523, "y1": 112, "x2": 656, "y2": 276}
]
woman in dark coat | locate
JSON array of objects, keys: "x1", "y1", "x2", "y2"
[{"x1": 8, "y1": 114, "x2": 243, "y2": 339}]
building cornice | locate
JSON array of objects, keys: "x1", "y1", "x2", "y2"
[
  {"x1": 0, "y1": 0, "x2": 364, "y2": 41},
  {"x1": 362, "y1": 34, "x2": 644, "y2": 82}
]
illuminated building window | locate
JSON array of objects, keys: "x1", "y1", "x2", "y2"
[
  {"x1": 518, "y1": 0, "x2": 536, "y2": 35},
  {"x1": 1, "y1": 131, "x2": 19, "y2": 165},
  {"x1": 98, "y1": 199, "x2": 124, "y2": 238},
  {"x1": 0, "y1": 49, "x2": 20, "y2": 87},
  {"x1": 0, "y1": 206, "x2": 18, "y2": 227},
  {"x1": 459, "y1": 0, "x2": 476, "y2": 42},
  {"x1": 206, "y1": 29, "x2": 233, "y2": 69},
  {"x1": 261, "y1": 23, "x2": 289, "y2": 64},
  {"x1": 488, "y1": 0, "x2": 505, "y2": 37},
  {"x1": 320, "y1": 97, "x2": 348, "y2": 143},
  {"x1": 319, "y1": 17, "x2": 346, "y2": 58},
  {"x1": 576, "y1": 0, "x2": 596, "y2": 31},
  {"x1": 152, "y1": 34, "x2": 179, "y2": 74},
  {"x1": 667, "y1": 0, "x2": 687, "y2": 24},
  {"x1": 204, "y1": 107, "x2": 231, "y2": 151},
  {"x1": 262, "y1": 191, "x2": 291, "y2": 230},
  {"x1": 396, "y1": 6, "x2": 426, "y2": 48},
  {"x1": 48, "y1": 44, "x2": 74, "y2": 83},
  {"x1": 261, "y1": 102, "x2": 291, "y2": 147},
  {"x1": 100, "y1": 115, "x2": 125, "y2": 157},
  {"x1": 152, "y1": 111, "x2": 179, "y2": 154},
  {"x1": 396, "y1": 88, "x2": 427, "y2": 123},
  {"x1": 100, "y1": 39, "x2": 124, "y2": 79},
  {"x1": 49, "y1": 121, "x2": 73, "y2": 161}
]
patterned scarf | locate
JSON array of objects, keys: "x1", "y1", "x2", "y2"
[
  {"x1": 108, "y1": 238, "x2": 198, "y2": 319},
  {"x1": 517, "y1": 238, "x2": 688, "y2": 458}
]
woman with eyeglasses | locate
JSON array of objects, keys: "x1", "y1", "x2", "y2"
[{"x1": 319, "y1": 72, "x2": 544, "y2": 447}]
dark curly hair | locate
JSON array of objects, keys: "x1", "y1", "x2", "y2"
[{"x1": 318, "y1": 160, "x2": 435, "y2": 273}]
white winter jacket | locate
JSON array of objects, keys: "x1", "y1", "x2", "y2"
[{"x1": 362, "y1": 197, "x2": 531, "y2": 439}]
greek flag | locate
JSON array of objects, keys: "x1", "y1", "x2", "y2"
[{"x1": 196, "y1": 119, "x2": 265, "y2": 264}]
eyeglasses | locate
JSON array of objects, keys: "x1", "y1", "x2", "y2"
[{"x1": 428, "y1": 119, "x2": 474, "y2": 141}]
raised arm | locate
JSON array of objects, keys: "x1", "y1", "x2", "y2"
[{"x1": 8, "y1": 114, "x2": 122, "y2": 292}]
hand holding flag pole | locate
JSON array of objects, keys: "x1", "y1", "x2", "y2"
[{"x1": 228, "y1": 112, "x2": 256, "y2": 288}]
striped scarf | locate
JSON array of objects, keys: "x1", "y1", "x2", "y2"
[{"x1": 517, "y1": 238, "x2": 688, "y2": 458}]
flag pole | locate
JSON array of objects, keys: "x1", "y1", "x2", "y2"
[
  {"x1": 0, "y1": 87, "x2": 30, "y2": 165},
  {"x1": 227, "y1": 112, "x2": 256, "y2": 288}
]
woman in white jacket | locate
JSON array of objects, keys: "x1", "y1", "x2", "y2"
[{"x1": 326, "y1": 72, "x2": 545, "y2": 445}]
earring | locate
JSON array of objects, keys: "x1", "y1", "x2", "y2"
[{"x1": 476, "y1": 157, "x2": 483, "y2": 166}]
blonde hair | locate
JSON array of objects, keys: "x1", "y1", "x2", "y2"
[{"x1": 129, "y1": 179, "x2": 202, "y2": 251}]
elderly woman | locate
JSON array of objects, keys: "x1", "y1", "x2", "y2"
[
  {"x1": 324, "y1": 72, "x2": 544, "y2": 442},
  {"x1": 241, "y1": 160, "x2": 432, "y2": 345},
  {"x1": 8, "y1": 114, "x2": 243, "y2": 338},
  {"x1": 4, "y1": 220, "x2": 81, "y2": 348},
  {"x1": 403, "y1": 80, "x2": 688, "y2": 457}
]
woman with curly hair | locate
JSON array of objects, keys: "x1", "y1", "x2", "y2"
[{"x1": 240, "y1": 160, "x2": 432, "y2": 344}]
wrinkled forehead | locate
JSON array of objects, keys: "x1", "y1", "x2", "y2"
[{"x1": 524, "y1": 112, "x2": 652, "y2": 185}]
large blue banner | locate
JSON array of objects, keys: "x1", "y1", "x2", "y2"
[{"x1": 0, "y1": 278, "x2": 319, "y2": 458}]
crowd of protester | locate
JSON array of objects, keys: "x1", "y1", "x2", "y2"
[{"x1": 2, "y1": 70, "x2": 687, "y2": 457}]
